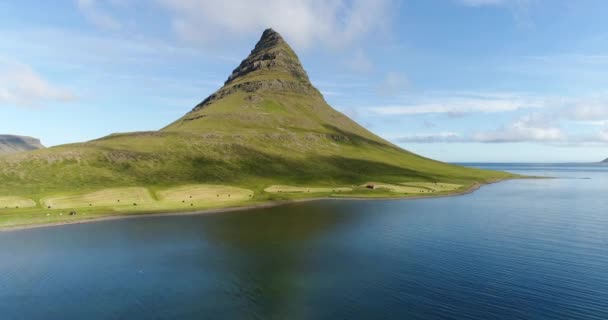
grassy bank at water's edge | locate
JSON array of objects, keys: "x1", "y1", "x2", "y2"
[{"x1": 0, "y1": 177, "x2": 518, "y2": 230}]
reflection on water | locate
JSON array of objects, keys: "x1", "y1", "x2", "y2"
[
  {"x1": 1, "y1": 164, "x2": 608, "y2": 319},
  {"x1": 195, "y1": 203, "x2": 363, "y2": 319}
]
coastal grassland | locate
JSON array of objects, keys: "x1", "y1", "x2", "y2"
[
  {"x1": 0, "y1": 130, "x2": 516, "y2": 229},
  {"x1": 0, "y1": 130, "x2": 513, "y2": 197},
  {"x1": 264, "y1": 185, "x2": 353, "y2": 193},
  {"x1": 42, "y1": 187, "x2": 155, "y2": 209},
  {"x1": 400, "y1": 182, "x2": 462, "y2": 192},
  {"x1": 367, "y1": 182, "x2": 431, "y2": 193},
  {"x1": 157, "y1": 185, "x2": 254, "y2": 203},
  {"x1": 0, "y1": 184, "x2": 258, "y2": 229},
  {"x1": 0, "y1": 196, "x2": 37, "y2": 209},
  {"x1": 363, "y1": 182, "x2": 463, "y2": 194}
]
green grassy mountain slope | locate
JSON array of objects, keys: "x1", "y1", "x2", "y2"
[
  {"x1": 0, "y1": 29, "x2": 512, "y2": 227},
  {"x1": 163, "y1": 29, "x2": 382, "y2": 141},
  {"x1": 0, "y1": 135, "x2": 44, "y2": 155}
]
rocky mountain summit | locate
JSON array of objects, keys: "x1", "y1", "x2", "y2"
[
  {"x1": 188, "y1": 28, "x2": 317, "y2": 113},
  {"x1": 164, "y1": 28, "x2": 376, "y2": 142},
  {"x1": 0, "y1": 135, "x2": 44, "y2": 155},
  {"x1": 225, "y1": 28, "x2": 310, "y2": 85}
]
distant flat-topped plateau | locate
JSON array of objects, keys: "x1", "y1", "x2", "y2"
[{"x1": 0, "y1": 135, "x2": 44, "y2": 155}]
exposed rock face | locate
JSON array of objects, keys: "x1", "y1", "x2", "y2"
[
  {"x1": 225, "y1": 28, "x2": 310, "y2": 85},
  {"x1": 0, "y1": 135, "x2": 44, "y2": 155},
  {"x1": 164, "y1": 28, "x2": 388, "y2": 146},
  {"x1": 191, "y1": 28, "x2": 317, "y2": 112}
]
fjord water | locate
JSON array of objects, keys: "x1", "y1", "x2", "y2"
[{"x1": 1, "y1": 164, "x2": 607, "y2": 319}]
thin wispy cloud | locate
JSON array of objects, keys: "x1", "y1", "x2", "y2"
[
  {"x1": 76, "y1": 0, "x2": 123, "y2": 31},
  {"x1": 396, "y1": 132, "x2": 463, "y2": 143},
  {"x1": 0, "y1": 27, "x2": 222, "y2": 66},
  {"x1": 502, "y1": 54, "x2": 608, "y2": 83},
  {"x1": 393, "y1": 94, "x2": 608, "y2": 145},
  {"x1": 0, "y1": 57, "x2": 75, "y2": 107},
  {"x1": 472, "y1": 114, "x2": 564, "y2": 143},
  {"x1": 376, "y1": 72, "x2": 410, "y2": 97},
  {"x1": 156, "y1": 0, "x2": 395, "y2": 49},
  {"x1": 370, "y1": 92, "x2": 542, "y2": 115}
]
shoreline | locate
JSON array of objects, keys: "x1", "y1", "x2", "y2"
[{"x1": 0, "y1": 179, "x2": 509, "y2": 233}]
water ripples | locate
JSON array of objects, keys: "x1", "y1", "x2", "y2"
[{"x1": 0, "y1": 165, "x2": 607, "y2": 319}]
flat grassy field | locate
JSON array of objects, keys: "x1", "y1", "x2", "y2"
[
  {"x1": 0, "y1": 184, "x2": 259, "y2": 229},
  {"x1": 400, "y1": 182, "x2": 462, "y2": 192},
  {"x1": 0, "y1": 196, "x2": 37, "y2": 209},
  {"x1": 363, "y1": 182, "x2": 464, "y2": 194},
  {"x1": 0, "y1": 178, "x2": 507, "y2": 230},
  {"x1": 264, "y1": 185, "x2": 353, "y2": 193},
  {"x1": 157, "y1": 184, "x2": 254, "y2": 204},
  {"x1": 42, "y1": 187, "x2": 155, "y2": 209}
]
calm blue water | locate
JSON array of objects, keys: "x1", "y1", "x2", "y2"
[{"x1": 1, "y1": 164, "x2": 607, "y2": 319}]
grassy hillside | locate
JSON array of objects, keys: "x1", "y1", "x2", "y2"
[
  {"x1": 0, "y1": 29, "x2": 514, "y2": 228},
  {"x1": 0, "y1": 130, "x2": 509, "y2": 196}
]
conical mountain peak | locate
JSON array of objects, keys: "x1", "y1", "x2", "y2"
[
  {"x1": 164, "y1": 24, "x2": 383, "y2": 144},
  {"x1": 224, "y1": 28, "x2": 310, "y2": 85},
  {"x1": 254, "y1": 28, "x2": 285, "y2": 51},
  {"x1": 1, "y1": 28, "x2": 503, "y2": 212},
  {"x1": 180, "y1": 29, "x2": 319, "y2": 114}
]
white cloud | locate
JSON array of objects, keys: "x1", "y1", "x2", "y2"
[
  {"x1": 472, "y1": 114, "x2": 563, "y2": 143},
  {"x1": 561, "y1": 96, "x2": 608, "y2": 121},
  {"x1": 598, "y1": 127, "x2": 608, "y2": 142},
  {"x1": 394, "y1": 115, "x2": 564, "y2": 144},
  {"x1": 155, "y1": 0, "x2": 394, "y2": 49},
  {"x1": 371, "y1": 93, "x2": 542, "y2": 115},
  {"x1": 0, "y1": 57, "x2": 75, "y2": 106},
  {"x1": 76, "y1": 0, "x2": 123, "y2": 31},
  {"x1": 390, "y1": 95, "x2": 608, "y2": 145},
  {"x1": 396, "y1": 132, "x2": 463, "y2": 143},
  {"x1": 385, "y1": 92, "x2": 608, "y2": 145},
  {"x1": 376, "y1": 72, "x2": 410, "y2": 97}
]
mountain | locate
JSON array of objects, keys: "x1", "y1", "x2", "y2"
[
  {"x1": 602, "y1": 158, "x2": 608, "y2": 163},
  {"x1": 0, "y1": 29, "x2": 512, "y2": 225},
  {"x1": 162, "y1": 28, "x2": 384, "y2": 142},
  {"x1": 0, "y1": 135, "x2": 44, "y2": 155}
]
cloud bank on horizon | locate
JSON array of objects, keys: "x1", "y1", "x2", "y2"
[{"x1": 0, "y1": 0, "x2": 607, "y2": 162}]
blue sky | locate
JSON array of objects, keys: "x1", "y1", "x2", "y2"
[{"x1": 1, "y1": 0, "x2": 608, "y2": 162}]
